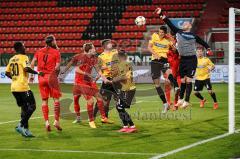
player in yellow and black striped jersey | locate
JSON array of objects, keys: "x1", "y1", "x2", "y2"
[
  {"x1": 5, "y1": 42, "x2": 43, "y2": 137},
  {"x1": 194, "y1": 47, "x2": 218, "y2": 109},
  {"x1": 111, "y1": 50, "x2": 137, "y2": 133},
  {"x1": 93, "y1": 39, "x2": 120, "y2": 118}
]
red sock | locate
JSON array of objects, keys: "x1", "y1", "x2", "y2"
[
  {"x1": 165, "y1": 83, "x2": 171, "y2": 104},
  {"x1": 97, "y1": 99, "x2": 106, "y2": 119},
  {"x1": 87, "y1": 103, "x2": 94, "y2": 122},
  {"x1": 54, "y1": 102, "x2": 60, "y2": 121},
  {"x1": 177, "y1": 76, "x2": 181, "y2": 86},
  {"x1": 42, "y1": 105, "x2": 49, "y2": 121},
  {"x1": 74, "y1": 95, "x2": 80, "y2": 116}
]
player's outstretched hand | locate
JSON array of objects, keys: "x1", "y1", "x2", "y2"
[
  {"x1": 207, "y1": 49, "x2": 214, "y2": 56},
  {"x1": 155, "y1": 8, "x2": 162, "y2": 15}
]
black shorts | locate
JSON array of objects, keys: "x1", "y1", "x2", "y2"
[
  {"x1": 151, "y1": 58, "x2": 170, "y2": 80},
  {"x1": 12, "y1": 90, "x2": 36, "y2": 107},
  {"x1": 119, "y1": 89, "x2": 136, "y2": 108},
  {"x1": 194, "y1": 79, "x2": 212, "y2": 91},
  {"x1": 100, "y1": 78, "x2": 118, "y2": 101},
  {"x1": 179, "y1": 55, "x2": 197, "y2": 78}
]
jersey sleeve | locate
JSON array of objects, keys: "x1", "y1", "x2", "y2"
[
  {"x1": 56, "y1": 51, "x2": 61, "y2": 63},
  {"x1": 97, "y1": 55, "x2": 103, "y2": 67},
  {"x1": 207, "y1": 58, "x2": 214, "y2": 68},
  {"x1": 22, "y1": 56, "x2": 30, "y2": 68},
  {"x1": 70, "y1": 55, "x2": 79, "y2": 65}
]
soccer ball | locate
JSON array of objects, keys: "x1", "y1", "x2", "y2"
[{"x1": 135, "y1": 16, "x2": 146, "y2": 26}]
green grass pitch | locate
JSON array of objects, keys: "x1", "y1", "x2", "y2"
[{"x1": 0, "y1": 83, "x2": 239, "y2": 159}]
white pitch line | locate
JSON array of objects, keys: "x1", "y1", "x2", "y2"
[
  {"x1": 0, "y1": 111, "x2": 85, "y2": 125},
  {"x1": 0, "y1": 148, "x2": 157, "y2": 156},
  {"x1": 149, "y1": 130, "x2": 240, "y2": 159}
]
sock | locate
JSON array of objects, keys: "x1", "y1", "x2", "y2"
[
  {"x1": 54, "y1": 102, "x2": 60, "y2": 121},
  {"x1": 210, "y1": 92, "x2": 217, "y2": 103},
  {"x1": 45, "y1": 120, "x2": 50, "y2": 126},
  {"x1": 168, "y1": 74, "x2": 179, "y2": 88},
  {"x1": 104, "y1": 100, "x2": 110, "y2": 118},
  {"x1": 177, "y1": 76, "x2": 181, "y2": 86},
  {"x1": 165, "y1": 83, "x2": 171, "y2": 104},
  {"x1": 179, "y1": 83, "x2": 186, "y2": 99},
  {"x1": 73, "y1": 96, "x2": 80, "y2": 117},
  {"x1": 118, "y1": 111, "x2": 129, "y2": 126},
  {"x1": 174, "y1": 89, "x2": 179, "y2": 105},
  {"x1": 185, "y1": 82, "x2": 192, "y2": 102},
  {"x1": 87, "y1": 103, "x2": 94, "y2": 122},
  {"x1": 93, "y1": 103, "x2": 99, "y2": 118},
  {"x1": 97, "y1": 99, "x2": 106, "y2": 119},
  {"x1": 42, "y1": 105, "x2": 49, "y2": 121},
  {"x1": 195, "y1": 92, "x2": 204, "y2": 100},
  {"x1": 156, "y1": 86, "x2": 167, "y2": 104}
]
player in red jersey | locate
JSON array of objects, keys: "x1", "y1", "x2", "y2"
[
  {"x1": 30, "y1": 35, "x2": 62, "y2": 132},
  {"x1": 164, "y1": 33, "x2": 181, "y2": 110},
  {"x1": 61, "y1": 43, "x2": 113, "y2": 128}
]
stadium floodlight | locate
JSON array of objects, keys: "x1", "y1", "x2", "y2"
[{"x1": 228, "y1": 7, "x2": 240, "y2": 134}]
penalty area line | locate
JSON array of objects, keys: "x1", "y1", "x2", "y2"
[
  {"x1": 0, "y1": 148, "x2": 157, "y2": 156},
  {"x1": 149, "y1": 129, "x2": 240, "y2": 159}
]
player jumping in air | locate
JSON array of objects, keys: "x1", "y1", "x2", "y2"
[
  {"x1": 61, "y1": 43, "x2": 113, "y2": 128},
  {"x1": 194, "y1": 47, "x2": 219, "y2": 109},
  {"x1": 5, "y1": 42, "x2": 43, "y2": 137},
  {"x1": 30, "y1": 35, "x2": 62, "y2": 132},
  {"x1": 156, "y1": 8, "x2": 213, "y2": 109},
  {"x1": 164, "y1": 33, "x2": 181, "y2": 110},
  {"x1": 148, "y1": 26, "x2": 179, "y2": 113},
  {"x1": 112, "y1": 50, "x2": 137, "y2": 133},
  {"x1": 93, "y1": 39, "x2": 119, "y2": 118}
]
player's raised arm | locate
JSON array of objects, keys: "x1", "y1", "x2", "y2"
[
  {"x1": 155, "y1": 8, "x2": 181, "y2": 34},
  {"x1": 61, "y1": 59, "x2": 74, "y2": 75},
  {"x1": 195, "y1": 35, "x2": 214, "y2": 56}
]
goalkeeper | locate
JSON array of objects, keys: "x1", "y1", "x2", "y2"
[{"x1": 155, "y1": 8, "x2": 214, "y2": 109}]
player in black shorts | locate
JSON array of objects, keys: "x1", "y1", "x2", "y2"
[
  {"x1": 93, "y1": 39, "x2": 119, "y2": 119},
  {"x1": 194, "y1": 47, "x2": 218, "y2": 109},
  {"x1": 112, "y1": 51, "x2": 137, "y2": 133},
  {"x1": 5, "y1": 42, "x2": 43, "y2": 137},
  {"x1": 148, "y1": 26, "x2": 179, "y2": 113}
]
